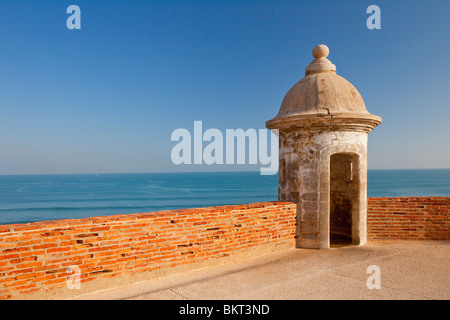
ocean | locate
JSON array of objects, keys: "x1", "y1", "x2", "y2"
[{"x1": 0, "y1": 169, "x2": 449, "y2": 225}]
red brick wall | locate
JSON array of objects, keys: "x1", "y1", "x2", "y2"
[
  {"x1": 0, "y1": 202, "x2": 296, "y2": 300},
  {"x1": 368, "y1": 197, "x2": 450, "y2": 240},
  {"x1": 0, "y1": 197, "x2": 448, "y2": 300}
]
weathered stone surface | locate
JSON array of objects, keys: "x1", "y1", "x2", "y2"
[{"x1": 266, "y1": 45, "x2": 381, "y2": 249}]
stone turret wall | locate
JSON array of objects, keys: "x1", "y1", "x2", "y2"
[{"x1": 278, "y1": 128, "x2": 369, "y2": 248}]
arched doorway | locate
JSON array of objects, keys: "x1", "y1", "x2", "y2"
[{"x1": 329, "y1": 153, "x2": 360, "y2": 247}]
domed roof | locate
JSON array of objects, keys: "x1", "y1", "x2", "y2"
[
  {"x1": 278, "y1": 73, "x2": 367, "y2": 117},
  {"x1": 266, "y1": 45, "x2": 381, "y2": 131}
]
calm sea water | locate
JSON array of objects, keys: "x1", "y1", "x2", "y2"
[{"x1": 0, "y1": 170, "x2": 449, "y2": 225}]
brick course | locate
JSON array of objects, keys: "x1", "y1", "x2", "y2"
[
  {"x1": 0, "y1": 202, "x2": 296, "y2": 300},
  {"x1": 367, "y1": 197, "x2": 449, "y2": 240},
  {"x1": 0, "y1": 197, "x2": 448, "y2": 300}
]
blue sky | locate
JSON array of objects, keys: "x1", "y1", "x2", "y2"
[{"x1": 0, "y1": 0, "x2": 449, "y2": 174}]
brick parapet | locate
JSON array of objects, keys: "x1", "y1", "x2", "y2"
[
  {"x1": 367, "y1": 197, "x2": 449, "y2": 240},
  {"x1": 0, "y1": 201, "x2": 297, "y2": 300},
  {"x1": 0, "y1": 197, "x2": 448, "y2": 300}
]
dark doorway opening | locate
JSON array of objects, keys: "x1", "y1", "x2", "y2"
[{"x1": 330, "y1": 153, "x2": 355, "y2": 247}]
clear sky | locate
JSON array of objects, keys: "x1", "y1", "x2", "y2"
[{"x1": 0, "y1": 0, "x2": 449, "y2": 175}]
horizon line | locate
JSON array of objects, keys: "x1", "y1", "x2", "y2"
[{"x1": 1, "y1": 168, "x2": 450, "y2": 177}]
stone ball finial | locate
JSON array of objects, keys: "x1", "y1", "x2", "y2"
[
  {"x1": 305, "y1": 44, "x2": 335, "y2": 75},
  {"x1": 312, "y1": 44, "x2": 329, "y2": 59}
]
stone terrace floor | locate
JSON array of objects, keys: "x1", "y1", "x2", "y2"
[{"x1": 70, "y1": 240, "x2": 449, "y2": 300}]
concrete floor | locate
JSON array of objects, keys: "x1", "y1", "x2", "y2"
[{"x1": 70, "y1": 241, "x2": 449, "y2": 300}]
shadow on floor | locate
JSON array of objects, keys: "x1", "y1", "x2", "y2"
[{"x1": 330, "y1": 233, "x2": 353, "y2": 248}]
